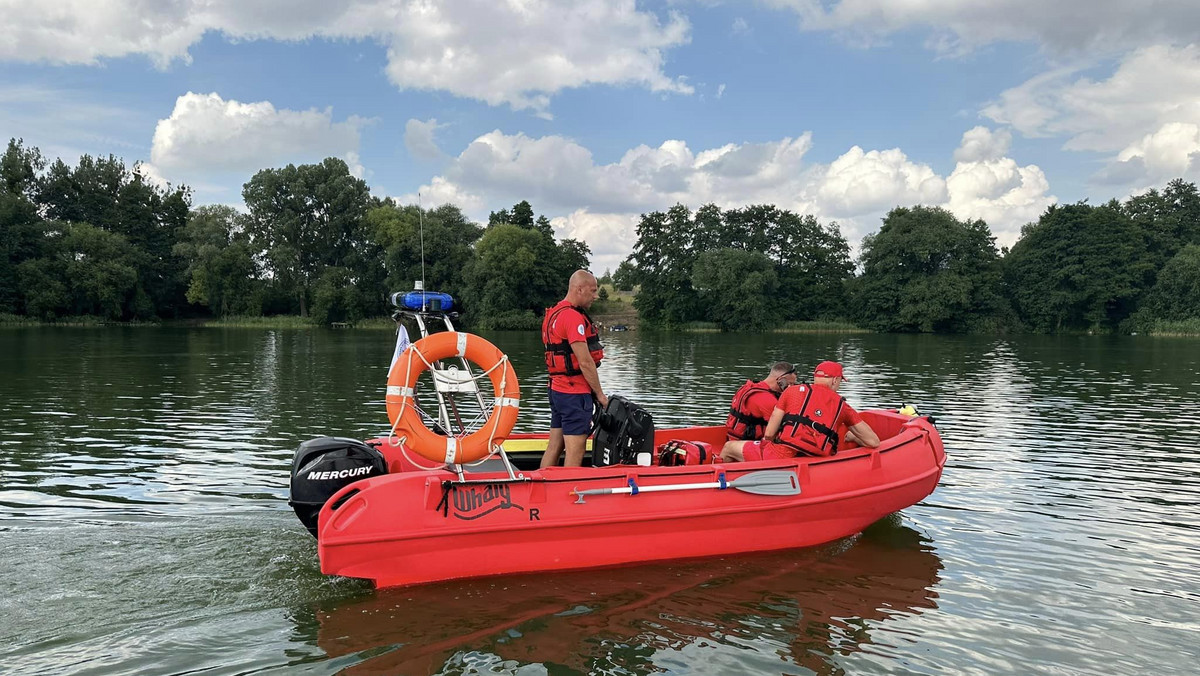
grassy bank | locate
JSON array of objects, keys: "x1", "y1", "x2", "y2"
[
  {"x1": 677, "y1": 320, "x2": 870, "y2": 333},
  {"x1": 199, "y1": 315, "x2": 400, "y2": 329},
  {"x1": 773, "y1": 320, "x2": 871, "y2": 334},
  {"x1": 0, "y1": 314, "x2": 157, "y2": 327},
  {"x1": 1145, "y1": 319, "x2": 1200, "y2": 336}
]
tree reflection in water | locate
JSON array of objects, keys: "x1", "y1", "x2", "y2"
[{"x1": 304, "y1": 516, "x2": 941, "y2": 675}]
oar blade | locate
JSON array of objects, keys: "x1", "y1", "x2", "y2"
[{"x1": 730, "y1": 470, "x2": 801, "y2": 496}]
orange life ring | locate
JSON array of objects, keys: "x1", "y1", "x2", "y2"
[{"x1": 386, "y1": 332, "x2": 520, "y2": 464}]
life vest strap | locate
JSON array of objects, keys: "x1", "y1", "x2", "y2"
[{"x1": 542, "y1": 304, "x2": 603, "y2": 377}]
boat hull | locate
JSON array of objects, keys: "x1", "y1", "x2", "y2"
[{"x1": 316, "y1": 411, "x2": 945, "y2": 588}]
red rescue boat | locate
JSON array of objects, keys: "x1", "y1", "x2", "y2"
[
  {"x1": 288, "y1": 298, "x2": 947, "y2": 589},
  {"x1": 311, "y1": 411, "x2": 943, "y2": 588}
]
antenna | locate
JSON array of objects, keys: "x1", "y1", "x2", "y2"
[{"x1": 418, "y1": 191, "x2": 426, "y2": 311}]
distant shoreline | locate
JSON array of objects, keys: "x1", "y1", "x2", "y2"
[{"x1": 3, "y1": 314, "x2": 1197, "y2": 336}]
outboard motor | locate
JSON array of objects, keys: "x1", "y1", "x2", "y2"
[
  {"x1": 288, "y1": 437, "x2": 387, "y2": 537},
  {"x1": 592, "y1": 395, "x2": 656, "y2": 466}
]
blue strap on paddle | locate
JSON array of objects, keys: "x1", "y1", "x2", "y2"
[
  {"x1": 718, "y1": 472, "x2": 727, "y2": 490},
  {"x1": 627, "y1": 477, "x2": 639, "y2": 495}
]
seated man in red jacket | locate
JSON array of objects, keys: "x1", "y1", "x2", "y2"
[
  {"x1": 719, "y1": 361, "x2": 879, "y2": 462},
  {"x1": 725, "y1": 361, "x2": 797, "y2": 441}
]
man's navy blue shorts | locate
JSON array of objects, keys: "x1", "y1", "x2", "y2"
[{"x1": 549, "y1": 389, "x2": 595, "y2": 436}]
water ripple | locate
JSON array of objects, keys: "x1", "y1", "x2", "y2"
[{"x1": 0, "y1": 329, "x2": 1197, "y2": 674}]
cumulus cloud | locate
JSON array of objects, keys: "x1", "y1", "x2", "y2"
[
  {"x1": 817, "y1": 146, "x2": 946, "y2": 217},
  {"x1": 399, "y1": 175, "x2": 486, "y2": 214},
  {"x1": 984, "y1": 46, "x2": 1200, "y2": 151},
  {"x1": 946, "y1": 164, "x2": 1054, "y2": 248},
  {"x1": 954, "y1": 126, "x2": 1012, "y2": 163},
  {"x1": 143, "y1": 92, "x2": 366, "y2": 198},
  {"x1": 404, "y1": 118, "x2": 444, "y2": 160},
  {"x1": 550, "y1": 210, "x2": 641, "y2": 261},
  {"x1": 410, "y1": 127, "x2": 1052, "y2": 270},
  {"x1": 774, "y1": 0, "x2": 1200, "y2": 54},
  {"x1": 0, "y1": 0, "x2": 691, "y2": 114},
  {"x1": 1114, "y1": 122, "x2": 1200, "y2": 183},
  {"x1": 983, "y1": 44, "x2": 1200, "y2": 186}
]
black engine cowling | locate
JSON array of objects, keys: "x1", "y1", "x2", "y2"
[
  {"x1": 592, "y1": 395, "x2": 655, "y2": 466},
  {"x1": 288, "y1": 437, "x2": 387, "y2": 537}
]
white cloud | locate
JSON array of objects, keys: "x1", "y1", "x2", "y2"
[
  {"x1": 0, "y1": 0, "x2": 691, "y2": 114},
  {"x1": 984, "y1": 46, "x2": 1200, "y2": 152},
  {"x1": 946, "y1": 160, "x2": 1054, "y2": 248},
  {"x1": 983, "y1": 44, "x2": 1200, "y2": 186},
  {"x1": 1114, "y1": 122, "x2": 1200, "y2": 183},
  {"x1": 398, "y1": 176, "x2": 485, "y2": 214},
  {"x1": 404, "y1": 118, "x2": 444, "y2": 160},
  {"x1": 550, "y1": 210, "x2": 640, "y2": 261},
  {"x1": 380, "y1": 1, "x2": 692, "y2": 113},
  {"x1": 144, "y1": 92, "x2": 366, "y2": 199},
  {"x1": 773, "y1": 0, "x2": 1200, "y2": 54},
  {"x1": 954, "y1": 126, "x2": 1012, "y2": 163},
  {"x1": 411, "y1": 127, "x2": 1053, "y2": 270},
  {"x1": 816, "y1": 146, "x2": 946, "y2": 217}
]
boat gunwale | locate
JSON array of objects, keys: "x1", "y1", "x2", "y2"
[{"x1": 319, "y1": 427, "x2": 945, "y2": 547}]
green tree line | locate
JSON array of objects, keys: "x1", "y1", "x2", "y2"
[
  {"x1": 0, "y1": 139, "x2": 587, "y2": 329},
  {"x1": 620, "y1": 186, "x2": 1200, "y2": 334},
  {"x1": 3, "y1": 138, "x2": 1198, "y2": 333}
]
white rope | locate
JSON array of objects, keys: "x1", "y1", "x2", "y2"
[
  {"x1": 386, "y1": 339, "x2": 518, "y2": 465},
  {"x1": 394, "y1": 434, "x2": 447, "y2": 471},
  {"x1": 387, "y1": 344, "x2": 419, "y2": 446}
]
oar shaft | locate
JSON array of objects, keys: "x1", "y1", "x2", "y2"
[
  {"x1": 572, "y1": 469, "x2": 799, "y2": 503},
  {"x1": 578, "y1": 481, "x2": 722, "y2": 498}
]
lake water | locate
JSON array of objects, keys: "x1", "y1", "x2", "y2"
[{"x1": 1, "y1": 328, "x2": 1197, "y2": 675}]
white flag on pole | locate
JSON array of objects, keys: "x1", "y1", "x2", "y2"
[{"x1": 388, "y1": 324, "x2": 411, "y2": 377}]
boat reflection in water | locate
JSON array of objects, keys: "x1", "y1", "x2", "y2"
[{"x1": 308, "y1": 517, "x2": 941, "y2": 675}]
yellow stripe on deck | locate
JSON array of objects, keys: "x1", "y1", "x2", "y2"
[{"x1": 501, "y1": 438, "x2": 593, "y2": 453}]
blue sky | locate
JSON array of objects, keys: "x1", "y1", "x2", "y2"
[{"x1": 4, "y1": 1, "x2": 1199, "y2": 272}]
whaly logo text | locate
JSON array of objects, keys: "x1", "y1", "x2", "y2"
[{"x1": 451, "y1": 483, "x2": 525, "y2": 520}]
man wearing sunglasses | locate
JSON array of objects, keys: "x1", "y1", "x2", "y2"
[
  {"x1": 725, "y1": 361, "x2": 797, "y2": 442},
  {"x1": 720, "y1": 360, "x2": 879, "y2": 462}
]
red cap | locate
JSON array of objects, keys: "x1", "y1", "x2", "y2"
[{"x1": 814, "y1": 361, "x2": 846, "y2": 380}]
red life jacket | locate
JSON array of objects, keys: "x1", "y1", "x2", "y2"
[
  {"x1": 656, "y1": 440, "x2": 714, "y2": 466},
  {"x1": 726, "y1": 380, "x2": 779, "y2": 441},
  {"x1": 542, "y1": 300, "x2": 604, "y2": 377},
  {"x1": 773, "y1": 383, "x2": 845, "y2": 457}
]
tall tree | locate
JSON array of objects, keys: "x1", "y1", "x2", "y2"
[
  {"x1": 368, "y1": 202, "x2": 482, "y2": 299},
  {"x1": 0, "y1": 140, "x2": 47, "y2": 313},
  {"x1": 174, "y1": 205, "x2": 260, "y2": 317},
  {"x1": 1131, "y1": 243, "x2": 1200, "y2": 324},
  {"x1": 60, "y1": 222, "x2": 140, "y2": 319},
  {"x1": 629, "y1": 204, "x2": 700, "y2": 327},
  {"x1": 242, "y1": 158, "x2": 371, "y2": 316},
  {"x1": 692, "y1": 248, "x2": 779, "y2": 331},
  {"x1": 771, "y1": 211, "x2": 854, "y2": 320},
  {"x1": 1006, "y1": 201, "x2": 1155, "y2": 332},
  {"x1": 1123, "y1": 179, "x2": 1200, "y2": 267},
  {"x1": 1, "y1": 138, "x2": 44, "y2": 198},
  {"x1": 461, "y1": 224, "x2": 548, "y2": 329},
  {"x1": 612, "y1": 259, "x2": 638, "y2": 291},
  {"x1": 856, "y1": 206, "x2": 1009, "y2": 333}
]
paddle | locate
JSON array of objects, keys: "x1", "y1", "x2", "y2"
[{"x1": 571, "y1": 470, "x2": 800, "y2": 504}]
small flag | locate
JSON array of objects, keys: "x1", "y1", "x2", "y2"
[{"x1": 388, "y1": 324, "x2": 411, "y2": 377}]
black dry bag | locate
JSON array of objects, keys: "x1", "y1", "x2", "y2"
[{"x1": 591, "y1": 395, "x2": 656, "y2": 466}]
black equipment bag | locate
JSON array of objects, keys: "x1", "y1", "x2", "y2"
[
  {"x1": 591, "y1": 395, "x2": 655, "y2": 466},
  {"x1": 288, "y1": 437, "x2": 387, "y2": 537}
]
